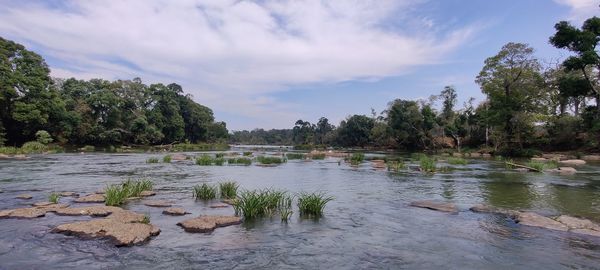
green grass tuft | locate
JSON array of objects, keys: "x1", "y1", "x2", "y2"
[
  {"x1": 526, "y1": 161, "x2": 546, "y2": 172},
  {"x1": 196, "y1": 155, "x2": 213, "y2": 165},
  {"x1": 348, "y1": 152, "x2": 365, "y2": 165},
  {"x1": 279, "y1": 194, "x2": 293, "y2": 222},
  {"x1": 219, "y1": 181, "x2": 239, "y2": 199},
  {"x1": 146, "y1": 157, "x2": 159, "y2": 163},
  {"x1": 257, "y1": 156, "x2": 286, "y2": 165},
  {"x1": 141, "y1": 214, "x2": 151, "y2": 224},
  {"x1": 286, "y1": 152, "x2": 306, "y2": 160},
  {"x1": 48, "y1": 193, "x2": 60, "y2": 204},
  {"x1": 297, "y1": 192, "x2": 333, "y2": 217},
  {"x1": 447, "y1": 157, "x2": 468, "y2": 165},
  {"x1": 387, "y1": 160, "x2": 406, "y2": 171},
  {"x1": 419, "y1": 156, "x2": 437, "y2": 173},
  {"x1": 215, "y1": 152, "x2": 225, "y2": 158},
  {"x1": 243, "y1": 151, "x2": 253, "y2": 156},
  {"x1": 214, "y1": 157, "x2": 225, "y2": 166},
  {"x1": 227, "y1": 157, "x2": 252, "y2": 165},
  {"x1": 105, "y1": 184, "x2": 130, "y2": 206},
  {"x1": 193, "y1": 183, "x2": 217, "y2": 200},
  {"x1": 163, "y1": 155, "x2": 172, "y2": 163},
  {"x1": 232, "y1": 189, "x2": 287, "y2": 220},
  {"x1": 311, "y1": 153, "x2": 326, "y2": 160}
]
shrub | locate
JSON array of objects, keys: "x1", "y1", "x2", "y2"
[
  {"x1": 297, "y1": 192, "x2": 333, "y2": 217},
  {"x1": 348, "y1": 152, "x2": 364, "y2": 165},
  {"x1": 21, "y1": 141, "x2": 47, "y2": 154},
  {"x1": 48, "y1": 193, "x2": 60, "y2": 204},
  {"x1": 35, "y1": 130, "x2": 53, "y2": 145},
  {"x1": 163, "y1": 155, "x2": 172, "y2": 163},
  {"x1": 219, "y1": 181, "x2": 238, "y2": 199},
  {"x1": 193, "y1": 183, "x2": 217, "y2": 200},
  {"x1": 146, "y1": 157, "x2": 159, "y2": 163}
]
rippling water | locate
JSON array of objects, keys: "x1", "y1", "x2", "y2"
[{"x1": 1, "y1": 149, "x2": 600, "y2": 269}]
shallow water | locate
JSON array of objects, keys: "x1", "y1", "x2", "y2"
[{"x1": 1, "y1": 149, "x2": 600, "y2": 269}]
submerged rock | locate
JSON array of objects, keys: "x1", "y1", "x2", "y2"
[
  {"x1": 582, "y1": 155, "x2": 600, "y2": 161},
  {"x1": 53, "y1": 219, "x2": 160, "y2": 246},
  {"x1": 409, "y1": 200, "x2": 458, "y2": 213},
  {"x1": 139, "y1": 190, "x2": 156, "y2": 197},
  {"x1": 469, "y1": 204, "x2": 518, "y2": 216},
  {"x1": 209, "y1": 203, "x2": 230, "y2": 208},
  {"x1": 171, "y1": 154, "x2": 187, "y2": 161},
  {"x1": 13, "y1": 154, "x2": 29, "y2": 160},
  {"x1": 559, "y1": 159, "x2": 586, "y2": 166},
  {"x1": 143, "y1": 200, "x2": 173, "y2": 207},
  {"x1": 16, "y1": 194, "x2": 33, "y2": 200},
  {"x1": 556, "y1": 215, "x2": 600, "y2": 231},
  {"x1": 32, "y1": 201, "x2": 55, "y2": 207},
  {"x1": 162, "y1": 207, "x2": 190, "y2": 216},
  {"x1": 548, "y1": 167, "x2": 577, "y2": 174},
  {"x1": 514, "y1": 212, "x2": 569, "y2": 231},
  {"x1": 60, "y1": 192, "x2": 78, "y2": 197},
  {"x1": 74, "y1": 194, "x2": 105, "y2": 203},
  {"x1": 53, "y1": 206, "x2": 122, "y2": 217},
  {"x1": 0, "y1": 207, "x2": 46, "y2": 219},
  {"x1": 177, "y1": 216, "x2": 242, "y2": 233}
]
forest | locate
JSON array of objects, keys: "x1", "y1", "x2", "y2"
[{"x1": 230, "y1": 16, "x2": 600, "y2": 156}]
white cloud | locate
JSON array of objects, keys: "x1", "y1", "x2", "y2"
[
  {"x1": 0, "y1": 0, "x2": 476, "y2": 129},
  {"x1": 555, "y1": 0, "x2": 599, "y2": 22}
]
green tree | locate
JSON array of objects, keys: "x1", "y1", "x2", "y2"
[
  {"x1": 336, "y1": 115, "x2": 374, "y2": 147},
  {"x1": 386, "y1": 99, "x2": 425, "y2": 150}
]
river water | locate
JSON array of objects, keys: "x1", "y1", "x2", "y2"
[{"x1": 0, "y1": 148, "x2": 599, "y2": 269}]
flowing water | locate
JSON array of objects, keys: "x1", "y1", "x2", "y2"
[{"x1": 1, "y1": 148, "x2": 600, "y2": 269}]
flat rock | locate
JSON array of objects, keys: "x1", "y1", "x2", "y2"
[
  {"x1": 53, "y1": 206, "x2": 122, "y2": 217},
  {"x1": 32, "y1": 201, "x2": 55, "y2": 207},
  {"x1": 409, "y1": 200, "x2": 458, "y2": 213},
  {"x1": 582, "y1": 155, "x2": 600, "y2": 161},
  {"x1": 514, "y1": 212, "x2": 569, "y2": 231},
  {"x1": 60, "y1": 192, "x2": 78, "y2": 197},
  {"x1": 162, "y1": 207, "x2": 190, "y2": 216},
  {"x1": 469, "y1": 204, "x2": 518, "y2": 216},
  {"x1": 209, "y1": 203, "x2": 230, "y2": 208},
  {"x1": 74, "y1": 194, "x2": 105, "y2": 203},
  {"x1": 106, "y1": 210, "x2": 147, "y2": 223},
  {"x1": 177, "y1": 216, "x2": 242, "y2": 233},
  {"x1": 531, "y1": 157, "x2": 548, "y2": 162},
  {"x1": 559, "y1": 159, "x2": 586, "y2": 166},
  {"x1": 13, "y1": 154, "x2": 29, "y2": 160},
  {"x1": 53, "y1": 219, "x2": 160, "y2": 246},
  {"x1": 139, "y1": 190, "x2": 156, "y2": 197},
  {"x1": 556, "y1": 215, "x2": 600, "y2": 231},
  {"x1": 548, "y1": 167, "x2": 577, "y2": 174},
  {"x1": 0, "y1": 207, "x2": 46, "y2": 219},
  {"x1": 571, "y1": 229, "x2": 600, "y2": 237},
  {"x1": 0, "y1": 154, "x2": 9, "y2": 159},
  {"x1": 36, "y1": 203, "x2": 69, "y2": 210},
  {"x1": 143, "y1": 200, "x2": 172, "y2": 207},
  {"x1": 16, "y1": 194, "x2": 33, "y2": 200},
  {"x1": 171, "y1": 154, "x2": 187, "y2": 161}
]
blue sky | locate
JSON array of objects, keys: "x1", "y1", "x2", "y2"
[{"x1": 0, "y1": 0, "x2": 597, "y2": 130}]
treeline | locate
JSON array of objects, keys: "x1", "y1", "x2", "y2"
[
  {"x1": 231, "y1": 16, "x2": 600, "y2": 156},
  {"x1": 0, "y1": 37, "x2": 227, "y2": 147}
]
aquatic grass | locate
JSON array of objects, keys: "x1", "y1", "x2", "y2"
[
  {"x1": 48, "y1": 192, "x2": 60, "y2": 204},
  {"x1": 219, "y1": 181, "x2": 239, "y2": 199},
  {"x1": 214, "y1": 157, "x2": 225, "y2": 166},
  {"x1": 311, "y1": 153, "x2": 326, "y2": 160},
  {"x1": 124, "y1": 178, "x2": 153, "y2": 197},
  {"x1": 104, "y1": 184, "x2": 130, "y2": 206},
  {"x1": 447, "y1": 157, "x2": 468, "y2": 165},
  {"x1": 232, "y1": 189, "x2": 287, "y2": 219},
  {"x1": 387, "y1": 160, "x2": 406, "y2": 172},
  {"x1": 348, "y1": 152, "x2": 365, "y2": 165},
  {"x1": 279, "y1": 194, "x2": 293, "y2": 222},
  {"x1": 419, "y1": 156, "x2": 437, "y2": 173},
  {"x1": 196, "y1": 155, "x2": 213, "y2": 166},
  {"x1": 141, "y1": 214, "x2": 151, "y2": 224},
  {"x1": 146, "y1": 157, "x2": 159, "y2": 163},
  {"x1": 227, "y1": 157, "x2": 252, "y2": 166},
  {"x1": 243, "y1": 151, "x2": 253, "y2": 156},
  {"x1": 297, "y1": 192, "x2": 333, "y2": 217},
  {"x1": 193, "y1": 183, "x2": 217, "y2": 200},
  {"x1": 526, "y1": 161, "x2": 546, "y2": 172},
  {"x1": 286, "y1": 152, "x2": 306, "y2": 160},
  {"x1": 215, "y1": 152, "x2": 225, "y2": 158},
  {"x1": 162, "y1": 155, "x2": 172, "y2": 163},
  {"x1": 257, "y1": 156, "x2": 286, "y2": 165},
  {"x1": 171, "y1": 143, "x2": 229, "y2": 152},
  {"x1": 505, "y1": 159, "x2": 515, "y2": 169}
]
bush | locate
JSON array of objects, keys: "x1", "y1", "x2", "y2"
[
  {"x1": 35, "y1": 130, "x2": 53, "y2": 145},
  {"x1": 193, "y1": 183, "x2": 217, "y2": 200},
  {"x1": 348, "y1": 152, "x2": 365, "y2": 165},
  {"x1": 21, "y1": 141, "x2": 47, "y2": 154},
  {"x1": 196, "y1": 155, "x2": 213, "y2": 166}
]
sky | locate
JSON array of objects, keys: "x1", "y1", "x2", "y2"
[{"x1": 0, "y1": 0, "x2": 597, "y2": 130}]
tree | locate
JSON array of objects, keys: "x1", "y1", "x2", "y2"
[
  {"x1": 292, "y1": 120, "x2": 315, "y2": 145},
  {"x1": 315, "y1": 117, "x2": 334, "y2": 145},
  {"x1": 386, "y1": 99, "x2": 425, "y2": 150},
  {"x1": 476, "y1": 42, "x2": 544, "y2": 151},
  {"x1": 35, "y1": 130, "x2": 53, "y2": 144},
  {"x1": 336, "y1": 115, "x2": 374, "y2": 147}
]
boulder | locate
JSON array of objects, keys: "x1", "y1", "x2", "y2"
[
  {"x1": 571, "y1": 229, "x2": 600, "y2": 238},
  {"x1": 0, "y1": 207, "x2": 46, "y2": 219},
  {"x1": 470, "y1": 152, "x2": 482, "y2": 158},
  {"x1": 106, "y1": 210, "x2": 147, "y2": 223},
  {"x1": 409, "y1": 200, "x2": 458, "y2": 213},
  {"x1": 514, "y1": 212, "x2": 569, "y2": 231},
  {"x1": 162, "y1": 207, "x2": 190, "y2": 216},
  {"x1": 143, "y1": 200, "x2": 173, "y2": 207},
  {"x1": 548, "y1": 167, "x2": 577, "y2": 174},
  {"x1": 53, "y1": 206, "x2": 122, "y2": 217},
  {"x1": 36, "y1": 203, "x2": 69, "y2": 210},
  {"x1": 559, "y1": 159, "x2": 586, "y2": 166},
  {"x1": 16, "y1": 194, "x2": 33, "y2": 200},
  {"x1": 0, "y1": 154, "x2": 9, "y2": 159},
  {"x1": 139, "y1": 190, "x2": 156, "y2": 197},
  {"x1": 53, "y1": 219, "x2": 160, "y2": 246},
  {"x1": 177, "y1": 216, "x2": 242, "y2": 233},
  {"x1": 74, "y1": 194, "x2": 105, "y2": 203}
]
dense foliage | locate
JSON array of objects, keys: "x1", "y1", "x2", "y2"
[{"x1": 0, "y1": 37, "x2": 227, "y2": 147}]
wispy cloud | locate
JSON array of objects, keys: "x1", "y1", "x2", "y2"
[
  {"x1": 0, "y1": 0, "x2": 477, "y2": 129},
  {"x1": 554, "y1": 0, "x2": 598, "y2": 22}
]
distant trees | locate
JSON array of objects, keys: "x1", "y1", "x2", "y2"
[{"x1": 0, "y1": 37, "x2": 227, "y2": 146}]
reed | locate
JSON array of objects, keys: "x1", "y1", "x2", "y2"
[
  {"x1": 286, "y1": 153, "x2": 306, "y2": 160},
  {"x1": 48, "y1": 192, "x2": 60, "y2": 204},
  {"x1": 227, "y1": 157, "x2": 252, "y2": 165},
  {"x1": 219, "y1": 181, "x2": 239, "y2": 199},
  {"x1": 163, "y1": 155, "x2": 172, "y2": 163},
  {"x1": 297, "y1": 192, "x2": 333, "y2": 217},
  {"x1": 193, "y1": 183, "x2": 217, "y2": 200},
  {"x1": 257, "y1": 156, "x2": 286, "y2": 164},
  {"x1": 196, "y1": 155, "x2": 213, "y2": 165},
  {"x1": 146, "y1": 157, "x2": 159, "y2": 163},
  {"x1": 419, "y1": 156, "x2": 437, "y2": 173}
]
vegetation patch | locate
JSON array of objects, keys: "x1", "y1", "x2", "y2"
[
  {"x1": 348, "y1": 152, "x2": 365, "y2": 165},
  {"x1": 196, "y1": 155, "x2": 214, "y2": 166},
  {"x1": 257, "y1": 156, "x2": 286, "y2": 165},
  {"x1": 227, "y1": 157, "x2": 252, "y2": 166},
  {"x1": 243, "y1": 152, "x2": 253, "y2": 156},
  {"x1": 219, "y1": 181, "x2": 238, "y2": 199},
  {"x1": 232, "y1": 189, "x2": 287, "y2": 219},
  {"x1": 105, "y1": 179, "x2": 153, "y2": 206},
  {"x1": 286, "y1": 152, "x2": 306, "y2": 160},
  {"x1": 193, "y1": 183, "x2": 217, "y2": 200},
  {"x1": 297, "y1": 192, "x2": 333, "y2": 217},
  {"x1": 162, "y1": 155, "x2": 172, "y2": 163},
  {"x1": 311, "y1": 153, "x2": 326, "y2": 160},
  {"x1": 447, "y1": 157, "x2": 468, "y2": 165},
  {"x1": 48, "y1": 193, "x2": 60, "y2": 204},
  {"x1": 146, "y1": 157, "x2": 159, "y2": 163},
  {"x1": 419, "y1": 156, "x2": 437, "y2": 173}
]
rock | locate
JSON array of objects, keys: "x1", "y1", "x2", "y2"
[
  {"x1": 409, "y1": 200, "x2": 458, "y2": 213},
  {"x1": 60, "y1": 192, "x2": 78, "y2": 197},
  {"x1": 470, "y1": 152, "x2": 481, "y2": 158},
  {"x1": 13, "y1": 154, "x2": 29, "y2": 160},
  {"x1": 177, "y1": 216, "x2": 242, "y2": 233},
  {"x1": 221, "y1": 199, "x2": 236, "y2": 205},
  {"x1": 139, "y1": 190, "x2": 156, "y2": 197},
  {"x1": 548, "y1": 167, "x2": 577, "y2": 174},
  {"x1": 514, "y1": 212, "x2": 569, "y2": 231},
  {"x1": 469, "y1": 204, "x2": 518, "y2": 216},
  {"x1": 559, "y1": 159, "x2": 586, "y2": 166},
  {"x1": 531, "y1": 157, "x2": 548, "y2": 162},
  {"x1": 36, "y1": 203, "x2": 69, "y2": 210},
  {"x1": 543, "y1": 153, "x2": 566, "y2": 160},
  {"x1": 209, "y1": 203, "x2": 229, "y2": 208},
  {"x1": 53, "y1": 219, "x2": 160, "y2": 246},
  {"x1": 53, "y1": 206, "x2": 122, "y2": 217},
  {"x1": 452, "y1": 153, "x2": 462, "y2": 157},
  {"x1": 32, "y1": 201, "x2": 55, "y2": 207},
  {"x1": 0, "y1": 207, "x2": 46, "y2": 219},
  {"x1": 74, "y1": 194, "x2": 105, "y2": 203},
  {"x1": 16, "y1": 194, "x2": 33, "y2": 200},
  {"x1": 482, "y1": 153, "x2": 492, "y2": 158},
  {"x1": 0, "y1": 154, "x2": 9, "y2": 159},
  {"x1": 162, "y1": 207, "x2": 190, "y2": 216},
  {"x1": 143, "y1": 200, "x2": 172, "y2": 207},
  {"x1": 106, "y1": 210, "x2": 147, "y2": 223},
  {"x1": 571, "y1": 229, "x2": 600, "y2": 237},
  {"x1": 514, "y1": 168, "x2": 529, "y2": 172},
  {"x1": 171, "y1": 154, "x2": 187, "y2": 161},
  {"x1": 582, "y1": 155, "x2": 600, "y2": 161},
  {"x1": 556, "y1": 215, "x2": 600, "y2": 231}
]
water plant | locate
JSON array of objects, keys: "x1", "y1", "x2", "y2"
[
  {"x1": 257, "y1": 156, "x2": 286, "y2": 165},
  {"x1": 141, "y1": 214, "x2": 151, "y2": 224},
  {"x1": 419, "y1": 156, "x2": 437, "y2": 173},
  {"x1": 219, "y1": 181, "x2": 239, "y2": 199},
  {"x1": 227, "y1": 157, "x2": 252, "y2": 166},
  {"x1": 196, "y1": 155, "x2": 213, "y2": 166},
  {"x1": 243, "y1": 151, "x2": 253, "y2": 156},
  {"x1": 311, "y1": 153, "x2": 326, "y2": 160},
  {"x1": 214, "y1": 157, "x2": 225, "y2": 166},
  {"x1": 279, "y1": 194, "x2": 293, "y2": 222},
  {"x1": 348, "y1": 152, "x2": 365, "y2": 165},
  {"x1": 387, "y1": 160, "x2": 406, "y2": 172},
  {"x1": 193, "y1": 183, "x2": 217, "y2": 200},
  {"x1": 232, "y1": 189, "x2": 286, "y2": 219},
  {"x1": 146, "y1": 157, "x2": 159, "y2": 163},
  {"x1": 215, "y1": 152, "x2": 225, "y2": 158},
  {"x1": 48, "y1": 192, "x2": 60, "y2": 204},
  {"x1": 163, "y1": 155, "x2": 172, "y2": 163},
  {"x1": 297, "y1": 192, "x2": 333, "y2": 217},
  {"x1": 526, "y1": 161, "x2": 546, "y2": 172},
  {"x1": 447, "y1": 157, "x2": 468, "y2": 165},
  {"x1": 104, "y1": 184, "x2": 130, "y2": 206},
  {"x1": 286, "y1": 152, "x2": 306, "y2": 160},
  {"x1": 123, "y1": 178, "x2": 153, "y2": 197}
]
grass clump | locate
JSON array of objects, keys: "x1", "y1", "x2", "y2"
[
  {"x1": 348, "y1": 152, "x2": 365, "y2": 165},
  {"x1": 232, "y1": 189, "x2": 286, "y2": 219},
  {"x1": 447, "y1": 157, "x2": 468, "y2": 165},
  {"x1": 419, "y1": 156, "x2": 437, "y2": 173},
  {"x1": 193, "y1": 183, "x2": 217, "y2": 200},
  {"x1": 105, "y1": 184, "x2": 130, "y2": 206},
  {"x1": 526, "y1": 161, "x2": 546, "y2": 172},
  {"x1": 196, "y1": 155, "x2": 213, "y2": 166},
  {"x1": 215, "y1": 152, "x2": 225, "y2": 158},
  {"x1": 286, "y1": 152, "x2": 306, "y2": 160},
  {"x1": 387, "y1": 160, "x2": 406, "y2": 172},
  {"x1": 141, "y1": 214, "x2": 151, "y2": 224},
  {"x1": 219, "y1": 181, "x2": 239, "y2": 199},
  {"x1": 311, "y1": 153, "x2": 326, "y2": 160},
  {"x1": 123, "y1": 178, "x2": 153, "y2": 197},
  {"x1": 214, "y1": 157, "x2": 225, "y2": 166},
  {"x1": 163, "y1": 155, "x2": 172, "y2": 163},
  {"x1": 279, "y1": 194, "x2": 293, "y2": 222},
  {"x1": 297, "y1": 192, "x2": 333, "y2": 217},
  {"x1": 227, "y1": 157, "x2": 252, "y2": 166},
  {"x1": 48, "y1": 193, "x2": 60, "y2": 204},
  {"x1": 257, "y1": 156, "x2": 286, "y2": 165},
  {"x1": 146, "y1": 157, "x2": 159, "y2": 163},
  {"x1": 243, "y1": 151, "x2": 253, "y2": 156}
]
